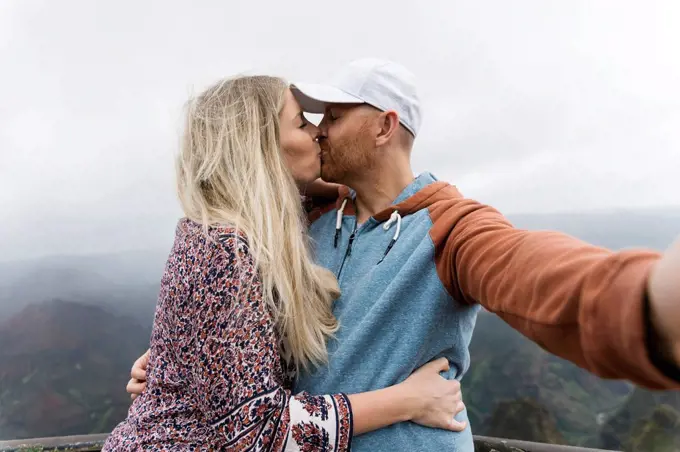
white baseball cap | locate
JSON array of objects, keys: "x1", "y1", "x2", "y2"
[{"x1": 291, "y1": 58, "x2": 422, "y2": 137}]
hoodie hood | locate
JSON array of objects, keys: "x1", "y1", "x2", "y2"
[
  {"x1": 329, "y1": 172, "x2": 464, "y2": 264},
  {"x1": 330, "y1": 172, "x2": 463, "y2": 221}
]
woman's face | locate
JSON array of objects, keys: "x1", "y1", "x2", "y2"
[{"x1": 279, "y1": 88, "x2": 322, "y2": 187}]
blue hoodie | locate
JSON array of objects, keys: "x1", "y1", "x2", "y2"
[
  {"x1": 294, "y1": 171, "x2": 676, "y2": 451},
  {"x1": 297, "y1": 173, "x2": 479, "y2": 451}
]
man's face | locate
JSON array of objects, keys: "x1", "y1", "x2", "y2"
[{"x1": 317, "y1": 104, "x2": 379, "y2": 184}]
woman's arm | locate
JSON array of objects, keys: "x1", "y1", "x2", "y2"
[
  {"x1": 348, "y1": 357, "x2": 466, "y2": 435},
  {"x1": 126, "y1": 345, "x2": 466, "y2": 437},
  {"x1": 126, "y1": 346, "x2": 466, "y2": 438}
]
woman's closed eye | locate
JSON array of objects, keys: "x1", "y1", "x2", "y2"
[{"x1": 298, "y1": 112, "x2": 310, "y2": 129}]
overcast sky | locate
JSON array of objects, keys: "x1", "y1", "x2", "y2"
[{"x1": 1, "y1": 0, "x2": 679, "y2": 261}]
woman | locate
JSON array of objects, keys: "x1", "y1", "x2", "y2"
[{"x1": 104, "y1": 76, "x2": 465, "y2": 451}]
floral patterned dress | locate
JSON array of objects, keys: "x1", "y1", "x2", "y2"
[{"x1": 104, "y1": 219, "x2": 353, "y2": 451}]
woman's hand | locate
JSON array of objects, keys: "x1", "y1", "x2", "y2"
[
  {"x1": 126, "y1": 349, "x2": 150, "y2": 400},
  {"x1": 399, "y1": 357, "x2": 467, "y2": 431},
  {"x1": 303, "y1": 178, "x2": 342, "y2": 200}
]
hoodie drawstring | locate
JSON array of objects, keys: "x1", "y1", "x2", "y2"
[
  {"x1": 334, "y1": 198, "x2": 349, "y2": 248},
  {"x1": 378, "y1": 210, "x2": 401, "y2": 264},
  {"x1": 333, "y1": 201, "x2": 401, "y2": 264}
]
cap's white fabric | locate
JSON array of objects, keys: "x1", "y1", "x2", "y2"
[{"x1": 291, "y1": 58, "x2": 422, "y2": 136}]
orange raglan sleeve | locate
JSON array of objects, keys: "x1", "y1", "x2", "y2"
[{"x1": 428, "y1": 186, "x2": 679, "y2": 390}]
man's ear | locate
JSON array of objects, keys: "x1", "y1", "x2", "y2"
[{"x1": 375, "y1": 110, "x2": 400, "y2": 147}]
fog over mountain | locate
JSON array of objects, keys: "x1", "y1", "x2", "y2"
[
  {"x1": 1, "y1": 209, "x2": 678, "y2": 447},
  {"x1": 2, "y1": 208, "x2": 678, "y2": 324}
]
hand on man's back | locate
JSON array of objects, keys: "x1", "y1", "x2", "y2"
[{"x1": 127, "y1": 349, "x2": 150, "y2": 400}]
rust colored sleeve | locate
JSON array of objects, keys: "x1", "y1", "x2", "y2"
[{"x1": 428, "y1": 191, "x2": 679, "y2": 390}]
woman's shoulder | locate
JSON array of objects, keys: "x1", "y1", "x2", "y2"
[{"x1": 175, "y1": 218, "x2": 252, "y2": 262}]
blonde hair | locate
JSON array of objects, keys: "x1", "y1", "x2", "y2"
[{"x1": 176, "y1": 75, "x2": 340, "y2": 371}]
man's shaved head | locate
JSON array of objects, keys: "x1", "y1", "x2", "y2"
[{"x1": 317, "y1": 104, "x2": 414, "y2": 185}]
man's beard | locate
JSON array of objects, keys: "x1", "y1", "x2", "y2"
[
  {"x1": 320, "y1": 147, "x2": 356, "y2": 183},
  {"x1": 319, "y1": 158, "x2": 341, "y2": 183},
  {"x1": 320, "y1": 131, "x2": 373, "y2": 183}
]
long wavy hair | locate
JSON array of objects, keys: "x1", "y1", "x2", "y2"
[{"x1": 176, "y1": 75, "x2": 340, "y2": 371}]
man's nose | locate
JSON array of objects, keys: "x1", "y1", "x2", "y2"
[
  {"x1": 317, "y1": 133, "x2": 329, "y2": 146},
  {"x1": 316, "y1": 132, "x2": 328, "y2": 144}
]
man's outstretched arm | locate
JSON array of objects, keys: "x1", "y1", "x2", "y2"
[{"x1": 428, "y1": 189, "x2": 680, "y2": 390}]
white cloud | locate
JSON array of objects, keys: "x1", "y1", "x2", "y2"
[{"x1": 1, "y1": 0, "x2": 679, "y2": 260}]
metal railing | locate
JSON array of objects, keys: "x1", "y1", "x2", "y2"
[{"x1": 0, "y1": 434, "x2": 620, "y2": 451}]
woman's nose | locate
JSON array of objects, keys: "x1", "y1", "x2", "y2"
[{"x1": 309, "y1": 124, "x2": 321, "y2": 140}]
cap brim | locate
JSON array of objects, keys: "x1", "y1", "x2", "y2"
[{"x1": 290, "y1": 82, "x2": 364, "y2": 114}]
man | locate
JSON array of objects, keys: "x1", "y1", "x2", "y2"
[{"x1": 129, "y1": 59, "x2": 680, "y2": 451}]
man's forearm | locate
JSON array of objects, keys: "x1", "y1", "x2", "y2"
[{"x1": 428, "y1": 193, "x2": 680, "y2": 389}]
